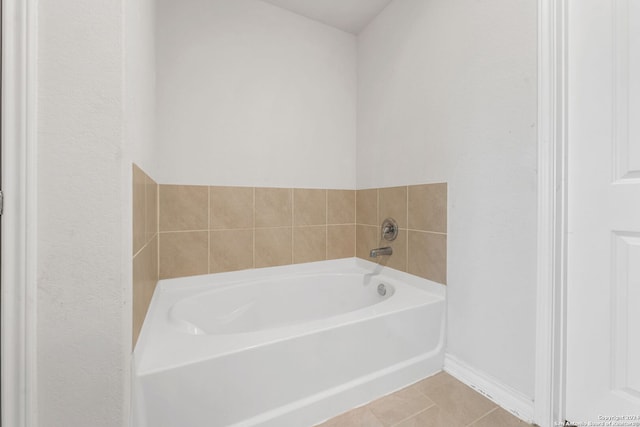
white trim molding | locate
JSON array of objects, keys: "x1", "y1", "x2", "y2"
[
  {"x1": 1, "y1": 0, "x2": 38, "y2": 426},
  {"x1": 534, "y1": 0, "x2": 568, "y2": 426},
  {"x1": 444, "y1": 354, "x2": 535, "y2": 423}
]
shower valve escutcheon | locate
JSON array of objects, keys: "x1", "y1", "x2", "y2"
[
  {"x1": 369, "y1": 218, "x2": 399, "y2": 258},
  {"x1": 381, "y1": 218, "x2": 398, "y2": 241}
]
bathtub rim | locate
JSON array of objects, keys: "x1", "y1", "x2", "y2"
[
  {"x1": 155, "y1": 258, "x2": 445, "y2": 297},
  {"x1": 134, "y1": 258, "x2": 446, "y2": 376}
]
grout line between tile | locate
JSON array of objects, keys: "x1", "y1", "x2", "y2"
[
  {"x1": 325, "y1": 190, "x2": 329, "y2": 260},
  {"x1": 388, "y1": 403, "x2": 436, "y2": 427},
  {"x1": 157, "y1": 229, "x2": 210, "y2": 233},
  {"x1": 376, "y1": 188, "x2": 379, "y2": 226},
  {"x1": 132, "y1": 231, "x2": 158, "y2": 259},
  {"x1": 156, "y1": 182, "x2": 160, "y2": 280},
  {"x1": 463, "y1": 406, "x2": 500, "y2": 427},
  {"x1": 405, "y1": 186, "x2": 409, "y2": 272},
  {"x1": 404, "y1": 228, "x2": 447, "y2": 235},
  {"x1": 208, "y1": 186, "x2": 211, "y2": 274},
  {"x1": 210, "y1": 227, "x2": 256, "y2": 232},
  {"x1": 143, "y1": 170, "x2": 148, "y2": 252},
  {"x1": 352, "y1": 191, "x2": 356, "y2": 257},
  {"x1": 252, "y1": 187, "x2": 256, "y2": 268},
  {"x1": 289, "y1": 188, "x2": 296, "y2": 264}
]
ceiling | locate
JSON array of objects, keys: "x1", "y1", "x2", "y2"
[{"x1": 259, "y1": 0, "x2": 393, "y2": 34}]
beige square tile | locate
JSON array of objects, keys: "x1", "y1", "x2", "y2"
[
  {"x1": 293, "y1": 226, "x2": 326, "y2": 264},
  {"x1": 133, "y1": 236, "x2": 158, "y2": 348},
  {"x1": 159, "y1": 185, "x2": 208, "y2": 232},
  {"x1": 145, "y1": 235, "x2": 159, "y2": 297},
  {"x1": 294, "y1": 189, "x2": 326, "y2": 226},
  {"x1": 132, "y1": 164, "x2": 146, "y2": 254},
  {"x1": 327, "y1": 225, "x2": 356, "y2": 260},
  {"x1": 210, "y1": 186, "x2": 253, "y2": 230},
  {"x1": 378, "y1": 186, "x2": 407, "y2": 229},
  {"x1": 356, "y1": 189, "x2": 378, "y2": 226},
  {"x1": 255, "y1": 227, "x2": 292, "y2": 268},
  {"x1": 159, "y1": 231, "x2": 208, "y2": 279},
  {"x1": 408, "y1": 183, "x2": 447, "y2": 233},
  {"x1": 327, "y1": 190, "x2": 355, "y2": 225},
  {"x1": 356, "y1": 225, "x2": 380, "y2": 260},
  {"x1": 469, "y1": 407, "x2": 532, "y2": 427},
  {"x1": 315, "y1": 405, "x2": 383, "y2": 427},
  {"x1": 408, "y1": 231, "x2": 447, "y2": 284},
  {"x1": 132, "y1": 259, "x2": 145, "y2": 349},
  {"x1": 419, "y1": 375, "x2": 496, "y2": 426},
  {"x1": 210, "y1": 229, "x2": 254, "y2": 273},
  {"x1": 376, "y1": 229, "x2": 407, "y2": 272},
  {"x1": 255, "y1": 188, "x2": 292, "y2": 228},
  {"x1": 368, "y1": 384, "x2": 435, "y2": 427},
  {"x1": 394, "y1": 405, "x2": 467, "y2": 427},
  {"x1": 145, "y1": 174, "x2": 158, "y2": 242}
]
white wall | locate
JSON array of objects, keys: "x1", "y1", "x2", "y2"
[
  {"x1": 37, "y1": 1, "x2": 130, "y2": 426},
  {"x1": 358, "y1": 0, "x2": 538, "y2": 398},
  {"x1": 155, "y1": 0, "x2": 357, "y2": 189},
  {"x1": 126, "y1": 0, "x2": 157, "y2": 176}
]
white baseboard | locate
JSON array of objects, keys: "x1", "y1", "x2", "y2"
[{"x1": 444, "y1": 354, "x2": 534, "y2": 424}]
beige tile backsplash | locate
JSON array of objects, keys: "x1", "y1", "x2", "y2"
[
  {"x1": 378, "y1": 186, "x2": 407, "y2": 229},
  {"x1": 145, "y1": 174, "x2": 158, "y2": 242},
  {"x1": 210, "y1": 186, "x2": 253, "y2": 230},
  {"x1": 355, "y1": 224, "x2": 379, "y2": 260},
  {"x1": 327, "y1": 225, "x2": 356, "y2": 260},
  {"x1": 159, "y1": 184, "x2": 208, "y2": 232},
  {"x1": 408, "y1": 230, "x2": 447, "y2": 285},
  {"x1": 255, "y1": 227, "x2": 293, "y2": 268},
  {"x1": 293, "y1": 189, "x2": 327, "y2": 226},
  {"x1": 210, "y1": 229, "x2": 254, "y2": 273},
  {"x1": 132, "y1": 164, "x2": 159, "y2": 348},
  {"x1": 327, "y1": 190, "x2": 355, "y2": 224},
  {"x1": 157, "y1": 185, "x2": 356, "y2": 279},
  {"x1": 408, "y1": 183, "x2": 447, "y2": 233},
  {"x1": 356, "y1": 188, "x2": 378, "y2": 226},
  {"x1": 356, "y1": 183, "x2": 448, "y2": 285},
  {"x1": 159, "y1": 231, "x2": 209, "y2": 279},
  {"x1": 293, "y1": 226, "x2": 327, "y2": 264},
  {"x1": 134, "y1": 176, "x2": 449, "y2": 346},
  {"x1": 255, "y1": 187, "x2": 292, "y2": 228},
  {"x1": 132, "y1": 165, "x2": 147, "y2": 255}
]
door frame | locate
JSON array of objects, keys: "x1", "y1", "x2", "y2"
[
  {"x1": 1, "y1": 0, "x2": 38, "y2": 426},
  {"x1": 535, "y1": 0, "x2": 569, "y2": 426}
]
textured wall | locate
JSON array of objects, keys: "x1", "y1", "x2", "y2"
[
  {"x1": 357, "y1": 0, "x2": 538, "y2": 398},
  {"x1": 37, "y1": 0, "x2": 129, "y2": 425},
  {"x1": 126, "y1": 0, "x2": 157, "y2": 177}
]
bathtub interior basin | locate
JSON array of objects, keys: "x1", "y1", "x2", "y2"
[
  {"x1": 169, "y1": 273, "x2": 395, "y2": 335},
  {"x1": 133, "y1": 258, "x2": 446, "y2": 427}
]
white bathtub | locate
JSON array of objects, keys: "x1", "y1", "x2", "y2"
[{"x1": 133, "y1": 258, "x2": 446, "y2": 427}]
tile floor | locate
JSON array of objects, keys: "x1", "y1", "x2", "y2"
[{"x1": 315, "y1": 372, "x2": 534, "y2": 427}]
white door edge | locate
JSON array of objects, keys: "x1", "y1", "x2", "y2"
[
  {"x1": 534, "y1": 0, "x2": 569, "y2": 426},
  {"x1": 1, "y1": 0, "x2": 38, "y2": 426}
]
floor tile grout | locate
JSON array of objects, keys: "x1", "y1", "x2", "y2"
[
  {"x1": 389, "y1": 404, "x2": 435, "y2": 427},
  {"x1": 463, "y1": 406, "x2": 499, "y2": 427},
  {"x1": 315, "y1": 372, "x2": 533, "y2": 427}
]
